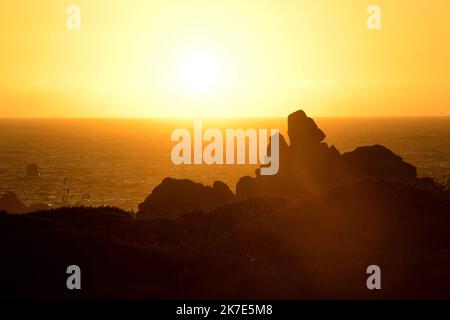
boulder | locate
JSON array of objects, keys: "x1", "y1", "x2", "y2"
[
  {"x1": 237, "y1": 109, "x2": 345, "y2": 199},
  {"x1": 342, "y1": 145, "x2": 417, "y2": 181},
  {"x1": 137, "y1": 178, "x2": 234, "y2": 219},
  {"x1": 288, "y1": 110, "x2": 325, "y2": 147}
]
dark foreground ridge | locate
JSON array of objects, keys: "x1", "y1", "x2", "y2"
[{"x1": 1, "y1": 110, "x2": 450, "y2": 299}]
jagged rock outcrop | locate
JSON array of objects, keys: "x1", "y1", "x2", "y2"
[
  {"x1": 237, "y1": 109, "x2": 346, "y2": 199},
  {"x1": 140, "y1": 109, "x2": 442, "y2": 216},
  {"x1": 137, "y1": 178, "x2": 234, "y2": 219},
  {"x1": 288, "y1": 110, "x2": 325, "y2": 147},
  {"x1": 236, "y1": 109, "x2": 423, "y2": 200}
]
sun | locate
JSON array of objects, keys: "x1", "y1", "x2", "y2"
[{"x1": 178, "y1": 50, "x2": 222, "y2": 93}]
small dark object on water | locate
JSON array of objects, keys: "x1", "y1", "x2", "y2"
[{"x1": 26, "y1": 163, "x2": 40, "y2": 177}]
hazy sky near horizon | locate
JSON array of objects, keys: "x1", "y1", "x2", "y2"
[{"x1": 0, "y1": 0, "x2": 449, "y2": 117}]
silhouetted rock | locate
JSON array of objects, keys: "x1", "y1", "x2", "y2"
[
  {"x1": 26, "y1": 163, "x2": 40, "y2": 177},
  {"x1": 237, "y1": 109, "x2": 347, "y2": 199},
  {"x1": 288, "y1": 109, "x2": 325, "y2": 146},
  {"x1": 342, "y1": 145, "x2": 417, "y2": 181},
  {"x1": 0, "y1": 192, "x2": 28, "y2": 214},
  {"x1": 236, "y1": 176, "x2": 261, "y2": 200},
  {"x1": 137, "y1": 178, "x2": 234, "y2": 219},
  {"x1": 236, "y1": 109, "x2": 428, "y2": 200}
]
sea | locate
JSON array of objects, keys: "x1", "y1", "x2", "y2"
[{"x1": 0, "y1": 117, "x2": 449, "y2": 211}]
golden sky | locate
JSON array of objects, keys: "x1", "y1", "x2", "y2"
[{"x1": 0, "y1": 0, "x2": 449, "y2": 117}]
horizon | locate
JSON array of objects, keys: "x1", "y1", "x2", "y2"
[{"x1": 1, "y1": 114, "x2": 450, "y2": 120}]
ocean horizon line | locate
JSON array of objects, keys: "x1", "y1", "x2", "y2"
[{"x1": 0, "y1": 115, "x2": 449, "y2": 120}]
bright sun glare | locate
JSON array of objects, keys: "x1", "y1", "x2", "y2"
[{"x1": 178, "y1": 51, "x2": 222, "y2": 93}]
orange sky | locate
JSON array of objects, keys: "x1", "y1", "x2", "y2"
[{"x1": 0, "y1": 0, "x2": 449, "y2": 117}]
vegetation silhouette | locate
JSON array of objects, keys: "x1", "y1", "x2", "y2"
[{"x1": 1, "y1": 110, "x2": 450, "y2": 299}]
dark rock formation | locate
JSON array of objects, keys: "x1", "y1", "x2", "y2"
[
  {"x1": 0, "y1": 192, "x2": 28, "y2": 214},
  {"x1": 137, "y1": 178, "x2": 234, "y2": 219},
  {"x1": 342, "y1": 144, "x2": 417, "y2": 181},
  {"x1": 288, "y1": 109, "x2": 325, "y2": 147},
  {"x1": 237, "y1": 109, "x2": 347, "y2": 199},
  {"x1": 236, "y1": 109, "x2": 427, "y2": 200},
  {"x1": 139, "y1": 109, "x2": 446, "y2": 217}
]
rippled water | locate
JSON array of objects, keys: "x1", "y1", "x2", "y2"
[{"x1": 0, "y1": 117, "x2": 449, "y2": 210}]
